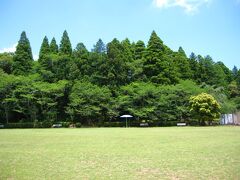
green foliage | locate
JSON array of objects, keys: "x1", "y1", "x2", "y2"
[
  {"x1": 174, "y1": 47, "x2": 192, "y2": 80},
  {"x1": 0, "y1": 53, "x2": 13, "y2": 74},
  {"x1": 197, "y1": 55, "x2": 228, "y2": 86},
  {"x1": 190, "y1": 93, "x2": 221, "y2": 125},
  {"x1": 49, "y1": 37, "x2": 58, "y2": 54},
  {"x1": 189, "y1": 52, "x2": 200, "y2": 81},
  {"x1": 67, "y1": 81, "x2": 112, "y2": 125},
  {"x1": 232, "y1": 66, "x2": 238, "y2": 80},
  {"x1": 102, "y1": 122, "x2": 125, "y2": 127},
  {"x1": 216, "y1": 61, "x2": 233, "y2": 83},
  {"x1": 94, "y1": 38, "x2": 130, "y2": 87},
  {"x1": 4, "y1": 122, "x2": 34, "y2": 128},
  {"x1": 92, "y1": 39, "x2": 106, "y2": 53},
  {"x1": 236, "y1": 69, "x2": 240, "y2": 87},
  {"x1": 134, "y1": 40, "x2": 145, "y2": 60},
  {"x1": 39, "y1": 36, "x2": 50, "y2": 61},
  {"x1": 13, "y1": 31, "x2": 33, "y2": 75},
  {"x1": 116, "y1": 80, "x2": 203, "y2": 125},
  {"x1": 59, "y1": 30, "x2": 72, "y2": 56},
  {"x1": 228, "y1": 81, "x2": 239, "y2": 98},
  {"x1": 75, "y1": 122, "x2": 82, "y2": 128},
  {"x1": 0, "y1": 30, "x2": 238, "y2": 126},
  {"x1": 143, "y1": 31, "x2": 179, "y2": 84}
]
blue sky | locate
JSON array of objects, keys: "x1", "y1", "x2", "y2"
[{"x1": 0, "y1": 0, "x2": 239, "y2": 68}]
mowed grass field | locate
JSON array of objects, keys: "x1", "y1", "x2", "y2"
[{"x1": 0, "y1": 127, "x2": 239, "y2": 180}]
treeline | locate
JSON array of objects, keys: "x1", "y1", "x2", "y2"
[{"x1": 0, "y1": 30, "x2": 239, "y2": 126}]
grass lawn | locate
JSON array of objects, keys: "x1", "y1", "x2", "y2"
[{"x1": 0, "y1": 127, "x2": 239, "y2": 179}]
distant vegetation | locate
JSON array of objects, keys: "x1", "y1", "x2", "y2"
[{"x1": 0, "y1": 30, "x2": 239, "y2": 127}]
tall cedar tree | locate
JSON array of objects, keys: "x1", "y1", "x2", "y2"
[
  {"x1": 236, "y1": 69, "x2": 240, "y2": 87},
  {"x1": 144, "y1": 31, "x2": 179, "y2": 84},
  {"x1": 134, "y1": 40, "x2": 145, "y2": 60},
  {"x1": 121, "y1": 38, "x2": 134, "y2": 62},
  {"x1": 72, "y1": 42, "x2": 90, "y2": 77},
  {"x1": 59, "y1": 30, "x2": 72, "y2": 56},
  {"x1": 144, "y1": 31, "x2": 164, "y2": 80},
  {"x1": 174, "y1": 47, "x2": 192, "y2": 80},
  {"x1": 232, "y1": 66, "x2": 238, "y2": 80},
  {"x1": 97, "y1": 38, "x2": 129, "y2": 87},
  {"x1": 92, "y1": 39, "x2": 106, "y2": 53},
  {"x1": 39, "y1": 36, "x2": 50, "y2": 61},
  {"x1": 49, "y1": 38, "x2": 58, "y2": 54},
  {"x1": 13, "y1": 31, "x2": 33, "y2": 75},
  {"x1": 189, "y1": 52, "x2": 200, "y2": 82}
]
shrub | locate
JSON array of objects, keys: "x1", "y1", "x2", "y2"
[
  {"x1": 4, "y1": 123, "x2": 34, "y2": 128},
  {"x1": 103, "y1": 122, "x2": 125, "y2": 127},
  {"x1": 75, "y1": 122, "x2": 81, "y2": 128},
  {"x1": 62, "y1": 122, "x2": 71, "y2": 128},
  {"x1": 33, "y1": 121, "x2": 42, "y2": 128},
  {"x1": 42, "y1": 120, "x2": 52, "y2": 128}
]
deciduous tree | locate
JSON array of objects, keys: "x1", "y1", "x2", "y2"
[{"x1": 190, "y1": 93, "x2": 221, "y2": 125}]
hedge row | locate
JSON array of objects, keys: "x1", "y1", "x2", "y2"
[
  {"x1": 0, "y1": 121, "x2": 203, "y2": 128},
  {"x1": 1, "y1": 121, "x2": 76, "y2": 129}
]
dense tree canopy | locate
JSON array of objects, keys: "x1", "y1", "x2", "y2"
[{"x1": 0, "y1": 30, "x2": 239, "y2": 127}]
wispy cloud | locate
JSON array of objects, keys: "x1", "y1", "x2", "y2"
[
  {"x1": 0, "y1": 43, "x2": 17, "y2": 53},
  {"x1": 153, "y1": 0, "x2": 211, "y2": 14}
]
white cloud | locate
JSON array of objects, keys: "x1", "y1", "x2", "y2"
[
  {"x1": 0, "y1": 43, "x2": 17, "y2": 53},
  {"x1": 0, "y1": 44, "x2": 38, "y2": 60},
  {"x1": 153, "y1": 0, "x2": 211, "y2": 14}
]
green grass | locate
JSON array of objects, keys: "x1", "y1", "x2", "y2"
[{"x1": 0, "y1": 127, "x2": 239, "y2": 180}]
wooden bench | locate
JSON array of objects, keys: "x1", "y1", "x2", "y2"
[
  {"x1": 52, "y1": 124, "x2": 62, "y2": 128},
  {"x1": 177, "y1": 123, "x2": 186, "y2": 126},
  {"x1": 140, "y1": 123, "x2": 149, "y2": 127}
]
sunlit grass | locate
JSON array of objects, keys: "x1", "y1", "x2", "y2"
[{"x1": 0, "y1": 127, "x2": 239, "y2": 179}]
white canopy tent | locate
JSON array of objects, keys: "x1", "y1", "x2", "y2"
[{"x1": 120, "y1": 115, "x2": 133, "y2": 127}]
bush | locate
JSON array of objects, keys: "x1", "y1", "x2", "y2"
[
  {"x1": 42, "y1": 120, "x2": 52, "y2": 128},
  {"x1": 103, "y1": 122, "x2": 125, "y2": 127},
  {"x1": 62, "y1": 122, "x2": 71, "y2": 128},
  {"x1": 75, "y1": 122, "x2": 81, "y2": 128},
  {"x1": 4, "y1": 123, "x2": 34, "y2": 128},
  {"x1": 33, "y1": 121, "x2": 42, "y2": 128}
]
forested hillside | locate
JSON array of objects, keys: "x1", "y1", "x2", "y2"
[{"x1": 0, "y1": 30, "x2": 239, "y2": 127}]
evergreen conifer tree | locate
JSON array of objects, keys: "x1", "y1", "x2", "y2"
[
  {"x1": 174, "y1": 47, "x2": 192, "y2": 80},
  {"x1": 59, "y1": 30, "x2": 72, "y2": 56},
  {"x1": 49, "y1": 37, "x2": 58, "y2": 54},
  {"x1": 134, "y1": 40, "x2": 145, "y2": 60},
  {"x1": 39, "y1": 36, "x2": 50, "y2": 61},
  {"x1": 189, "y1": 52, "x2": 200, "y2": 82},
  {"x1": 13, "y1": 31, "x2": 33, "y2": 75},
  {"x1": 92, "y1": 39, "x2": 106, "y2": 53},
  {"x1": 121, "y1": 38, "x2": 134, "y2": 62},
  {"x1": 143, "y1": 31, "x2": 178, "y2": 84},
  {"x1": 232, "y1": 66, "x2": 238, "y2": 80}
]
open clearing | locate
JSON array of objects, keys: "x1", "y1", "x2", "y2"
[{"x1": 0, "y1": 127, "x2": 239, "y2": 179}]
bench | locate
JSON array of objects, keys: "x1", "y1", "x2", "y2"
[
  {"x1": 140, "y1": 123, "x2": 149, "y2": 127},
  {"x1": 52, "y1": 124, "x2": 62, "y2": 128},
  {"x1": 177, "y1": 123, "x2": 186, "y2": 126}
]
